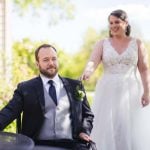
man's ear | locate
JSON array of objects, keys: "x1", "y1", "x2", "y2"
[{"x1": 36, "y1": 61, "x2": 39, "y2": 68}]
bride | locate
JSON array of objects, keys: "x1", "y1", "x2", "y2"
[{"x1": 81, "y1": 9, "x2": 150, "y2": 150}]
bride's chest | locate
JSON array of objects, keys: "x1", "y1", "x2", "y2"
[{"x1": 102, "y1": 40, "x2": 138, "y2": 66}]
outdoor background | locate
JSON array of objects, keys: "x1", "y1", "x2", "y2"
[{"x1": 0, "y1": 0, "x2": 150, "y2": 132}]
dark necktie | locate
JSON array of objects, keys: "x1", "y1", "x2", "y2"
[{"x1": 48, "y1": 80, "x2": 57, "y2": 105}]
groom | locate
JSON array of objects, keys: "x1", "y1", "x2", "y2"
[{"x1": 0, "y1": 44, "x2": 94, "y2": 149}]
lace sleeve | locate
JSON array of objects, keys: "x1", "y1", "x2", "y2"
[{"x1": 85, "y1": 40, "x2": 104, "y2": 73}]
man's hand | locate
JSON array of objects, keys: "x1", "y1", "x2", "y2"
[{"x1": 79, "y1": 132, "x2": 91, "y2": 142}]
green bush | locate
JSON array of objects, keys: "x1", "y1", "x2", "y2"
[{"x1": 0, "y1": 101, "x2": 16, "y2": 133}]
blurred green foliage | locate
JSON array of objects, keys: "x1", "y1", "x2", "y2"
[{"x1": 13, "y1": 0, "x2": 75, "y2": 25}]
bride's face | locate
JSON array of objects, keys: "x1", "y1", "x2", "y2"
[{"x1": 109, "y1": 15, "x2": 128, "y2": 37}]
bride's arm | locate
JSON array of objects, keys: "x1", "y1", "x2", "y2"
[
  {"x1": 81, "y1": 40, "x2": 103, "y2": 80},
  {"x1": 137, "y1": 39, "x2": 150, "y2": 107}
]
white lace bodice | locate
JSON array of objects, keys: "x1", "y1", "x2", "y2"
[{"x1": 102, "y1": 38, "x2": 138, "y2": 75}]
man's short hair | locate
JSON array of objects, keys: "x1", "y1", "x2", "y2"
[{"x1": 35, "y1": 44, "x2": 57, "y2": 61}]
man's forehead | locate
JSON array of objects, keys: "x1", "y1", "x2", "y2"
[
  {"x1": 40, "y1": 47, "x2": 55, "y2": 51},
  {"x1": 39, "y1": 47, "x2": 56, "y2": 54},
  {"x1": 38, "y1": 47, "x2": 57, "y2": 58}
]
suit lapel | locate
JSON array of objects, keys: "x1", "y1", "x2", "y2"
[
  {"x1": 60, "y1": 77, "x2": 75, "y2": 116},
  {"x1": 34, "y1": 76, "x2": 45, "y2": 114},
  {"x1": 60, "y1": 77, "x2": 81, "y2": 136},
  {"x1": 60, "y1": 77, "x2": 73, "y2": 103}
]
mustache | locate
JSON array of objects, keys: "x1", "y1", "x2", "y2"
[{"x1": 46, "y1": 66, "x2": 56, "y2": 69}]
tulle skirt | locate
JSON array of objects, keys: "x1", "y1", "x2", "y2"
[{"x1": 91, "y1": 74, "x2": 150, "y2": 150}]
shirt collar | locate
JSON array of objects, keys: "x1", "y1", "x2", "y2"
[{"x1": 40, "y1": 74, "x2": 60, "y2": 86}]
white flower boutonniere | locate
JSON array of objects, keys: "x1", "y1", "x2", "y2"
[{"x1": 75, "y1": 85, "x2": 85, "y2": 101}]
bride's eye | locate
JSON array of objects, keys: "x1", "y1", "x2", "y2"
[
  {"x1": 114, "y1": 20, "x2": 120, "y2": 24},
  {"x1": 109, "y1": 21, "x2": 113, "y2": 25}
]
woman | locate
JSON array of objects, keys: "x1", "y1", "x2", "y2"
[{"x1": 81, "y1": 9, "x2": 150, "y2": 150}]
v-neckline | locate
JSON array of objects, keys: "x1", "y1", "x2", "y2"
[{"x1": 108, "y1": 38, "x2": 133, "y2": 56}]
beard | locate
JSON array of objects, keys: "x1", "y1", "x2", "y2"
[{"x1": 39, "y1": 66, "x2": 58, "y2": 78}]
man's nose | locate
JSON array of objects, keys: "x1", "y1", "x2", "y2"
[{"x1": 48, "y1": 60, "x2": 54, "y2": 65}]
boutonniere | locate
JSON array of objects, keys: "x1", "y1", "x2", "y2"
[{"x1": 75, "y1": 85, "x2": 85, "y2": 101}]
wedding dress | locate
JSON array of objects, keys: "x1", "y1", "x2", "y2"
[{"x1": 91, "y1": 38, "x2": 150, "y2": 150}]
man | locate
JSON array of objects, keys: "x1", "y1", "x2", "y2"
[{"x1": 0, "y1": 44, "x2": 94, "y2": 149}]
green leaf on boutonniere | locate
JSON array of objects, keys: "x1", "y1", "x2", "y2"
[{"x1": 75, "y1": 85, "x2": 85, "y2": 101}]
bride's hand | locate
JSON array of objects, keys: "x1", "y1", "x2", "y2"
[
  {"x1": 141, "y1": 94, "x2": 150, "y2": 107},
  {"x1": 80, "y1": 71, "x2": 91, "y2": 81},
  {"x1": 80, "y1": 61, "x2": 94, "y2": 80}
]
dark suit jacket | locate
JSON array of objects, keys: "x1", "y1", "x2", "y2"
[{"x1": 0, "y1": 76, "x2": 94, "y2": 141}]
